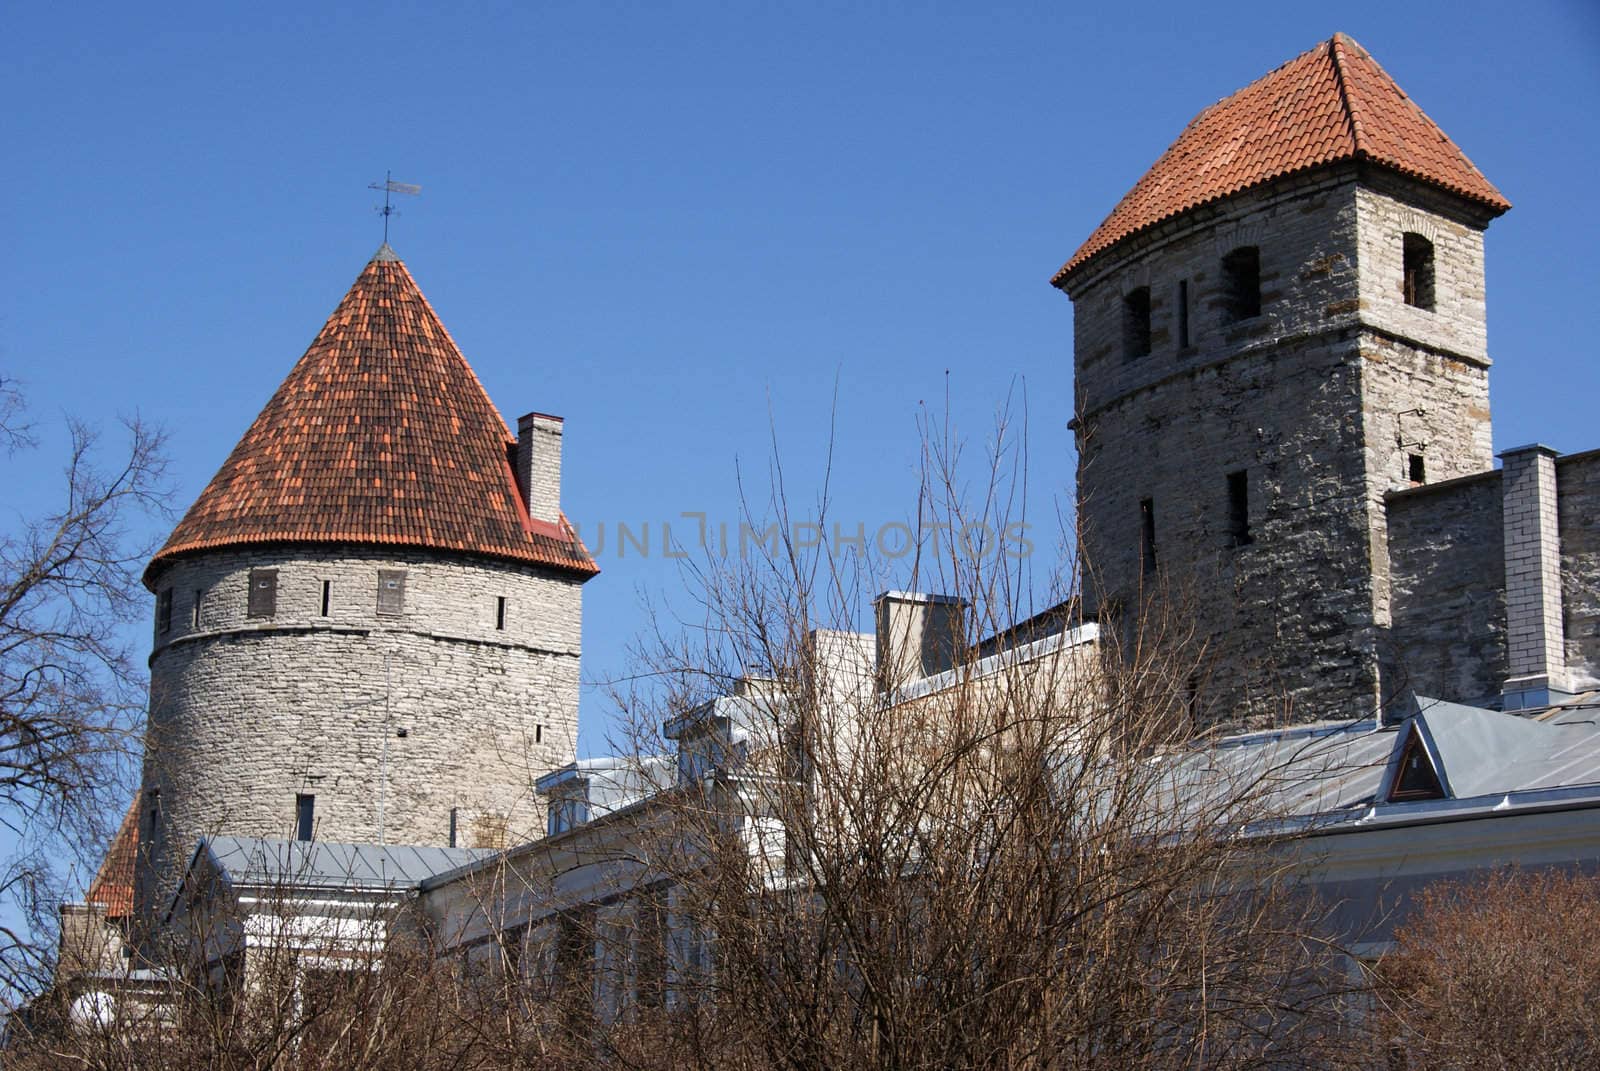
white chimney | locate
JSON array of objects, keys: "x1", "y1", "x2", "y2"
[
  {"x1": 873, "y1": 591, "x2": 967, "y2": 692},
  {"x1": 1499, "y1": 444, "x2": 1571, "y2": 709},
  {"x1": 516, "y1": 412, "x2": 564, "y2": 525}
]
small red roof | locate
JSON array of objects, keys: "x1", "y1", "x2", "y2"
[
  {"x1": 87, "y1": 799, "x2": 139, "y2": 921},
  {"x1": 148, "y1": 247, "x2": 597, "y2": 580},
  {"x1": 1053, "y1": 34, "x2": 1510, "y2": 285}
]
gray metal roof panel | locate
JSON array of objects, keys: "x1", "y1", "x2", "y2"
[{"x1": 202, "y1": 836, "x2": 495, "y2": 891}]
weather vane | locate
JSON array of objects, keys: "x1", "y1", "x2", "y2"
[{"x1": 369, "y1": 171, "x2": 421, "y2": 242}]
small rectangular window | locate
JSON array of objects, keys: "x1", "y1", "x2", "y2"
[
  {"x1": 1122, "y1": 286, "x2": 1151, "y2": 359},
  {"x1": 147, "y1": 788, "x2": 161, "y2": 840},
  {"x1": 1402, "y1": 233, "x2": 1435, "y2": 310},
  {"x1": 495, "y1": 596, "x2": 507, "y2": 631},
  {"x1": 1221, "y1": 246, "x2": 1261, "y2": 323},
  {"x1": 1139, "y1": 498, "x2": 1157, "y2": 575},
  {"x1": 535, "y1": 723, "x2": 543, "y2": 745},
  {"x1": 1227, "y1": 470, "x2": 1252, "y2": 547},
  {"x1": 376, "y1": 570, "x2": 407, "y2": 616},
  {"x1": 247, "y1": 569, "x2": 278, "y2": 619},
  {"x1": 157, "y1": 588, "x2": 173, "y2": 636},
  {"x1": 193, "y1": 589, "x2": 205, "y2": 629},
  {"x1": 449, "y1": 806, "x2": 458, "y2": 849},
  {"x1": 1177, "y1": 279, "x2": 1191, "y2": 349},
  {"x1": 1408, "y1": 453, "x2": 1426, "y2": 485},
  {"x1": 320, "y1": 580, "x2": 331, "y2": 617},
  {"x1": 295, "y1": 794, "x2": 315, "y2": 842}
]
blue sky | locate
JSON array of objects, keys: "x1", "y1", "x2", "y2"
[{"x1": 5, "y1": 1, "x2": 1598, "y2": 781}]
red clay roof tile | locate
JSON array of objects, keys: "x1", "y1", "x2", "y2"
[
  {"x1": 1053, "y1": 34, "x2": 1509, "y2": 285},
  {"x1": 87, "y1": 798, "x2": 139, "y2": 921},
  {"x1": 149, "y1": 247, "x2": 598, "y2": 579}
]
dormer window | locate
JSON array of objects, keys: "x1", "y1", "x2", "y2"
[
  {"x1": 1388, "y1": 727, "x2": 1445, "y2": 802},
  {"x1": 1221, "y1": 246, "x2": 1261, "y2": 323},
  {"x1": 1122, "y1": 286, "x2": 1152, "y2": 359},
  {"x1": 1402, "y1": 233, "x2": 1435, "y2": 310}
]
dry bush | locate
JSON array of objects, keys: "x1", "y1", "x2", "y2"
[
  {"x1": 1374, "y1": 867, "x2": 1600, "y2": 1071},
  {"x1": 575, "y1": 410, "x2": 1372, "y2": 1070},
  {"x1": 0, "y1": 378, "x2": 170, "y2": 1000}
]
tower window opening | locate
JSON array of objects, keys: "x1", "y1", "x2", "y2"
[
  {"x1": 1139, "y1": 497, "x2": 1157, "y2": 575},
  {"x1": 157, "y1": 588, "x2": 173, "y2": 636},
  {"x1": 1402, "y1": 233, "x2": 1435, "y2": 310},
  {"x1": 449, "y1": 806, "x2": 459, "y2": 848},
  {"x1": 1408, "y1": 453, "x2": 1426, "y2": 485},
  {"x1": 295, "y1": 793, "x2": 315, "y2": 842},
  {"x1": 247, "y1": 569, "x2": 278, "y2": 619},
  {"x1": 193, "y1": 589, "x2": 205, "y2": 629},
  {"x1": 1221, "y1": 246, "x2": 1261, "y2": 323},
  {"x1": 1122, "y1": 286, "x2": 1152, "y2": 359},
  {"x1": 320, "y1": 580, "x2": 331, "y2": 617},
  {"x1": 1227, "y1": 470, "x2": 1253, "y2": 547},
  {"x1": 535, "y1": 723, "x2": 543, "y2": 745},
  {"x1": 376, "y1": 569, "x2": 407, "y2": 616},
  {"x1": 1177, "y1": 279, "x2": 1191, "y2": 349},
  {"x1": 146, "y1": 788, "x2": 161, "y2": 840},
  {"x1": 496, "y1": 596, "x2": 507, "y2": 631}
]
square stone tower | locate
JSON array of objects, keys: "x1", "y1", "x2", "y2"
[{"x1": 1053, "y1": 35, "x2": 1510, "y2": 726}]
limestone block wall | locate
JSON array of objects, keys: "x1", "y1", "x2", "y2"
[
  {"x1": 1354, "y1": 181, "x2": 1495, "y2": 629},
  {"x1": 136, "y1": 545, "x2": 583, "y2": 931},
  {"x1": 1068, "y1": 172, "x2": 1381, "y2": 723},
  {"x1": 1558, "y1": 450, "x2": 1600, "y2": 689},
  {"x1": 1385, "y1": 472, "x2": 1506, "y2": 705},
  {"x1": 1354, "y1": 177, "x2": 1492, "y2": 363},
  {"x1": 1065, "y1": 167, "x2": 1499, "y2": 724},
  {"x1": 1068, "y1": 168, "x2": 1362, "y2": 421}
]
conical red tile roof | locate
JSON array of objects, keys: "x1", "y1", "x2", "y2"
[
  {"x1": 149, "y1": 247, "x2": 597, "y2": 579},
  {"x1": 1053, "y1": 34, "x2": 1510, "y2": 285}
]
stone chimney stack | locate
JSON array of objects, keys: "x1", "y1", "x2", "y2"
[
  {"x1": 1499, "y1": 444, "x2": 1571, "y2": 709},
  {"x1": 516, "y1": 412, "x2": 564, "y2": 525},
  {"x1": 873, "y1": 591, "x2": 967, "y2": 692}
]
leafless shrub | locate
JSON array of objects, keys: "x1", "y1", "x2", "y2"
[
  {"x1": 1373, "y1": 867, "x2": 1600, "y2": 1071},
  {"x1": 0, "y1": 381, "x2": 170, "y2": 1000},
  {"x1": 555, "y1": 408, "x2": 1373, "y2": 1069}
]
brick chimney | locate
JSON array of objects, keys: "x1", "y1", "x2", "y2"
[
  {"x1": 874, "y1": 591, "x2": 967, "y2": 692},
  {"x1": 516, "y1": 412, "x2": 564, "y2": 525},
  {"x1": 1499, "y1": 444, "x2": 1572, "y2": 709}
]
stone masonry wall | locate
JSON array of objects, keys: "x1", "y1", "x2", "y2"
[
  {"x1": 1354, "y1": 178, "x2": 1492, "y2": 363},
  {"x1": 1384, "y1": 472, "x2": 1506, "y2": 705},
  {"x1": 1066, "y1": 167, "x2": 1497, "y2": 725},
  {"x1": 1069, "y1": 170, "x2": 1381, "y2": 724},
  {"x1": 135, "y1": 545, "x2": 583, "y2": 933},
  {"x1": 1355, "y1": 180, "x2": 1495, "y2": 631},
  {"x1": 1559, "y1": 450, "x2": 1600, "y2": 689}
]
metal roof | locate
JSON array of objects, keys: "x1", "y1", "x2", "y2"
[{"x1": 200, "y1": 836, "x2": 495, "y2": 893}]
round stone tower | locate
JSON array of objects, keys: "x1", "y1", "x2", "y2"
[
  {"x1": 1053, "y1": 35, "x2": 1509, "y2": 725},
  {"x1": 133, "y1": 245, "x2": 597, "y2": 932}
]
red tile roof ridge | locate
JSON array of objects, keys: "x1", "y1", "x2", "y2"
[{"x1": 1052, "y1": 34, "x2": 1509, "y2": 287}]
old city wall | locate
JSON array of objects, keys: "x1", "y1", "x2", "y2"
[
  {"x1": 1384, "y1": 472, "x2": 1506, "y2": 705},
  {"x1": 1558, "y1": 450, "x2": 1600, "y2": 689}
]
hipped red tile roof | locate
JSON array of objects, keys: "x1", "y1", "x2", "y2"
[
  {"x1": 1053, "y1": 34, "x2": 1510, "y2": 285},
  {"x1": 87, "y1": 798, "x2": 139, "y2": 920},
  {"x1": 149, "y1": 247, "x2": 597, "y2": 579}
]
